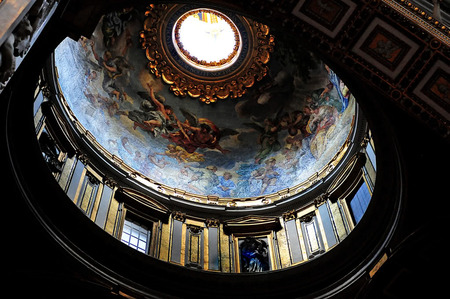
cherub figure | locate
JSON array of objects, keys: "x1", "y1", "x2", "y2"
[
  {"x1": 90, "y1": 39, "x2": 131, "y2": 101},
  {"x1": 252, "y1": 158, "x2": 280, "y2": 195},
  {"x1": 161, "y1": 144, "x2": 205, "y2": 163},
  {"x1": 212, "y1": 172, "x2": 236, "y2": 197}
]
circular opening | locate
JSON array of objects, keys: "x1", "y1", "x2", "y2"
[{"x1": 173, "y1": 9, "x2": 242, "y2": 71}]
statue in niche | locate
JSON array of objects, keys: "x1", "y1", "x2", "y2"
[{"x1": 239, "y1": 237, "x2": 270, "y2": 272}]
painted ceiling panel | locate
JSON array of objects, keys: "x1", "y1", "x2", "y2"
[{"x1": 54, "y1": 5, "x2": 356, "y2": 200}]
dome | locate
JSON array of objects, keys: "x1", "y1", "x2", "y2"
[
  {"x1": 4, "y1": 0, "x2": 448, "y2": 297},
  {"x1": 53, "y1": 4, "x2": 357, "y2": 207}
]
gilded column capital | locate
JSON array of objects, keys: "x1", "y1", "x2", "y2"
[
  {"x1": 187, "y1": 224, "x2": 203, "y2": 234},
  {"x1": 172, "y1": 211, "x2": 186, "y2": 222},
  {"x1": 103, "y1": 176, "x2": 117, "y2": 189},
  {"x1": 205, "y1": 218, "x2": 220, "y2": 228},
  {"x1": 282, "y1": 210, "x2": 297, "y2": 221},
  {"x1": 314, "y1": 193, "x2": 329, "y2": 207},
  {"x1": 76, "y1": 152, "x2": 90, "y2": 166}
]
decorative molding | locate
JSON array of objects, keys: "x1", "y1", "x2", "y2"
[
  {"x1": 205, "y1": 218, "x2": 220, "y2": 227},
  {"x1": 77, "y1": 152, "x2": 90, "y2": 165},
  {"x1": 327, "y1": 152, "x2": 366, "y2": 200},
  {"x1": 314, "y1": 193, "x2": 329, "y2": 207},
  {"x1": 299, "y1": 212, "x2": 315, "y2": 223},
  {"x1": 282, "y1": 210, "x2": 297, "y2": 221},
  {"x1": 187, "y1": 224, "x2": 203, "y2": 234},
  {"x1": 85, "y1": 171, "x2": 100, "y2": 185},
  {"x1": 413, "y1": 59, "x2": 450, "y2": 120},
  {"x1": 223, "y1": 215, "x2": 281, "y2": 234},
  {"x1": 114, "y1": 188, "x2": 171, "y2": 223},
  {"x1": 172, "y1": 210, "x2": 186, "y2": 222},
  {"x1": 352, "y1": 17, "x2": 420, "y2": 79},
  {"x1": 291, "y1": 0, "x2": 357, "y2": 38},
  {"x1": 103, "y1": 176, "x2": 117, "y2": 189}
]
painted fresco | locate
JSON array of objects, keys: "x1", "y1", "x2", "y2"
[{"x1": 55, "y1": 8, "x2": 355, "y2": 198}]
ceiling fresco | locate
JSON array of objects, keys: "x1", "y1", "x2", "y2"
[{"x1": 54, "y1": 5, "x2": 356, "y2": 200}]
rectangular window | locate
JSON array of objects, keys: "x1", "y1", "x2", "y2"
[
  {"x1": 349, "y1": 182, "x2": 371, "y2": 224},
  {"x1": 120, "y1": 218, "x2": 152, "y2": 254},
  {"x1": 34, "y1": 91, "x2": 45, "y2": 132},
  {"x1": 366, "y1": 141, "x2": 376, "y2": 171},
  {"x1": 362, "y1": 165, "x2": 375, "y2": 192},
  {"x1": 33, "y1": 91, "x2": 44, "y2": 116}
]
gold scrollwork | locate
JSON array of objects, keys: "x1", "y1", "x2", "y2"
[{"x1": 140, "y1": 4, "x2": 275, "y2": 104}]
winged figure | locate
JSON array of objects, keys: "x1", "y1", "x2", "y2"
[
  {"x1": 244, "y1": 113, "x2": 283, "y2": 164},
  {"x1": 162, "y1": 108, "x2": 238, "y2": 154}
]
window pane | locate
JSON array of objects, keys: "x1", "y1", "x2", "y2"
[
  {"x1": 130, "y1": 236, "x2": 138, "y2": 246},
  {"x1": 350, "y1": 183, "x2": 371, "y2": 224},
  {"x1": 33, "y1": 91, "x2": 44, "y2": 115},
  {"x1": 366, "y1": 141, "x2": 376, "y2": 171},
  {"x1": 120, "y1": 218, "x2": 152, "y2": 254},
  {"x1": 138, "y1": 240, "x2": 146, "y2": 250},
  {"x1": 131, "y1": 228, "x2": 139, "y2": 238},
  {"x1": 208, "y1": 227, "x2": 219, "y2": 270},
  {"x1": 139, "y1": 233, "x2": 147, "y2": 242},
  {"x1": 122, "y1": 225, "x2": 131, "y2": 235}
]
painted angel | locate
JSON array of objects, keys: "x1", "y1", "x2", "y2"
[
  {"x1": 162, "y1": 108, "x2": 238, "y2": 154},
  {"x1": 244, "y1": 116, "x2": 282, "y2": 163},
  {"x1": 125, "y1": 85, "x2": 182, "y2": 137}
]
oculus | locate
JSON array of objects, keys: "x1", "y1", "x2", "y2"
[
  {"x1": 172, "y1": 9, "x2": 242, "y2": 71},
  {"x1": 141, "y1": 4, "x2": 275, "y2": 103}
]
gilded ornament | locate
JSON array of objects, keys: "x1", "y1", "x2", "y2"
[{"x1": 140, "y1": 4, "x2": 275, "y2": 104}]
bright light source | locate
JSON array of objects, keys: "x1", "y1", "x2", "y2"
[{"x1": 173, "y1": 9, "x2": 241, "y2": 71}]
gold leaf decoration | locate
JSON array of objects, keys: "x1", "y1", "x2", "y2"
[{"x1": 140, "y1": 4, "x2": 275, "y2": 104}]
